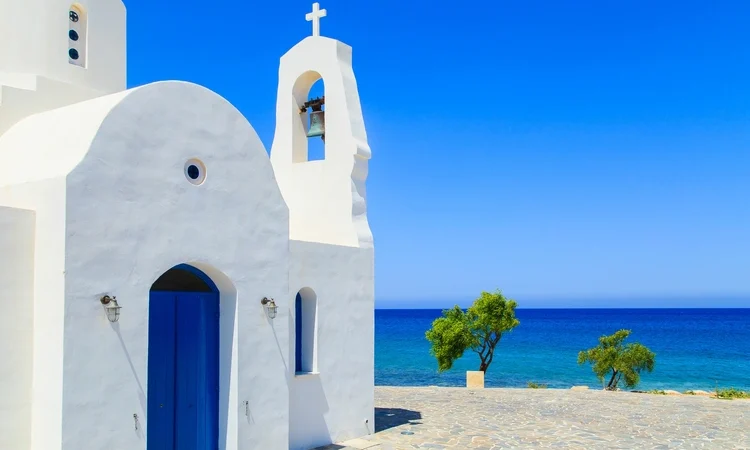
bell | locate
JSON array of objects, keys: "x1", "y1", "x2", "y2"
[{"x1": 307, "y1": 110, "x2": 325, "y2": 139}]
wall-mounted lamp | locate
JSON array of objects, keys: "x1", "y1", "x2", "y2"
[
  {"x1": 261, "y1": 297, "x2": 278, "y2": 319},
  {"x1": 100, "y1": 295, "x2": 121, "y2": 323}
]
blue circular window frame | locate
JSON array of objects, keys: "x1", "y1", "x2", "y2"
[{"x1": 184, "y1": 158, "x2": 206, "y2": 185}]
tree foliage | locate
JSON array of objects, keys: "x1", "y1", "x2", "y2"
[
  {"x1": 577, "y1": 329, "x2": 656, "y2": 390},
  {"x1": 425, "y1": 290, "x2": 520, "y2": 373}
]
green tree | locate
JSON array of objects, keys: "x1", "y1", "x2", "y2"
[
  {"x1": 577, "y1": 329, "x2": 656, "y2": 390},
  {"x1": 425, "y1": 290, "x2": 520, "y2": 373}
]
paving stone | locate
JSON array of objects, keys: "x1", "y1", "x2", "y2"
[
  {"x1": 355, "y1": 386, "x2": 750, "y2": 449},
  {"x1": 339, "y1": 438, "x2": 381, "y2": 449}
]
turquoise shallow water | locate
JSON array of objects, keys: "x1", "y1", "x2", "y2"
[{"x1": 375, "y1": 308, "x2": 750, "y2": 391}]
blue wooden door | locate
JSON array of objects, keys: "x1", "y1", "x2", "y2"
[{"x1": 147, "y1": 291, "x2": 219, "y2": 450}]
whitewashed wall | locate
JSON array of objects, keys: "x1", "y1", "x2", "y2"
[
  {"x1": 0, "y1": 74, "x2": 106, "y2": 139},
  {"x1": 0, "y1": 90, "x2": 125, "y2": 449},
  {"x1": 0, "y1": 181, "x2": 79, "y2": 450},
  {"x1": 288, "y1": 240, "x2": 375, "y2": 450},
  {"x1": 0, "y1": 81, "x2": 293, "y2": 450},
  {"x1": 0, "y1": 206, "x2": 36, "y2": 450},
  {"x1": 0, "y1": 0, "x2": 126, "y2": 93},
  {"x1": 0, "y1": 0, "x2": 126, "y2": 137}
]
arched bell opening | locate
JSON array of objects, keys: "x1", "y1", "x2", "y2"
[{"x1": 292, "y1": 71, "x2": 326, "y2": 162}]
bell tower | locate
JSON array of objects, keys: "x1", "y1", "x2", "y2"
[
  {"x1": 0, "y1": 0, "x2": 126, "y2": 137},
  {"x1": 270, "y1": 3, "x2": 372, "y2": 248}
]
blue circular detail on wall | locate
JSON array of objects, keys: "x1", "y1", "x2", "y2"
[
  {"x1": 184, "y1": 159, "x2": 206, "y2": 185},
  {"x1": 187, "y1": 165, "x2": 200, "y2": 180}
]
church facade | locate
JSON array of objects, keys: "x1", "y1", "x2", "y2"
[{"x1": 0, "y1": 2, "x2": 374, "y2": 450}]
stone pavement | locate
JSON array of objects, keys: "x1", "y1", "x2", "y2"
[{"x1": 314, "y1": 386, "x2": 750, "y2": 449}]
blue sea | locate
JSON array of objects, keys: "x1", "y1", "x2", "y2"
[{"x1": 375, "y1": 309, "x2": 750, "y2": 391}]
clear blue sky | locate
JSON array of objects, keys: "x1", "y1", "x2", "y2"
[{"x1": 125, "y1": 0, "x2": 750, "y2": 308}]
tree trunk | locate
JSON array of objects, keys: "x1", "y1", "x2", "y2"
[
  {"x1": 476, "y1": 334, "x2": 502, "y2": 373},
  {"x1": 606, "y1": 370, "x2": 618, "y2": 390}
]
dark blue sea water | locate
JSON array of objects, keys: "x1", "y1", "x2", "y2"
[{"x1": 375, "y1": 309, "x2": 750, "y2": 391}]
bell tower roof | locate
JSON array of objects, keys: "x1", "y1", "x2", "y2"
[{"x1": 0, "y1": 0, "x2": 127, "y2": 94}]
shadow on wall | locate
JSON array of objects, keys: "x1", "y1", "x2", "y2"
[
  {"x1": 112, "y1": 321, "x2": 147, "y2": 431},
  {"x1": 289, "y1": 374, "x2": 330, "y2": 450},
  {"x1": 374, "y1": 408, "x2": 422, "y2": 432}
]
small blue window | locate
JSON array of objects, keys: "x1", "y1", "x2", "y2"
[
  {"x1": 69, "y1": 30, "x2": 79, "y2": 41},
  {"x1": 294, "y1": 288, "x2": 317, "y2": 374},
  {"x1": 295, "y1": 293, "x2": 303, "y2": 372},
  {"x1": 68, "y1": 49, "x2": 79, "y2": 60}
]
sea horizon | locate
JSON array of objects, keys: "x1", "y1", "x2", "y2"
[
  {"x1": 375, "y1": 308, "x2": 750, "y2": 391},
  {"x1": 375, "y1": 306, "x2": 750, "y2": 310},
  {"x1": 375, "y1": 294, "x2": 750, "y2": 309}
]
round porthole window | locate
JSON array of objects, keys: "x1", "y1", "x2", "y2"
[
  {"x1": 69, "y1": 49, "x2": 79, "y2": 60},
  {"x1": 184, "y1": 159, "x2": 207, "y2": 185},
  {"x1": 69, "y1": 30, "x2": 79, "y2": 41}
]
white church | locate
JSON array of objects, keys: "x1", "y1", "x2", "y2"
[{"x1": 0, "y1": 1, "x2": 375, "y2": 449}]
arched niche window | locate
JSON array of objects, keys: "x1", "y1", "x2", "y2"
[
  {"x1": 68, "y1": 4, "x2": 88, "y2": 68},
  {"x1": 295, "y1": 287, "x2": 318, "y2": 374},
  {"x1": 293, "y1": 73, "x2": 326, "y2": 163}
]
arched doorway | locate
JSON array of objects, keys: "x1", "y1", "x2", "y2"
[{"x1": 147, "y1": 264, "x2": 219, "y2": 449}]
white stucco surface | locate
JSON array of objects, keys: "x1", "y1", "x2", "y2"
[
  {"x1": 288, "y1": 241, "x2": 375, "y2": 450},
  {"x1": 0, "y1": 207, "x2": 36, "y2": 450},
  {"x1": 0, "y1": 179, "x2": 67, "y2": 449},
  {"x1": 0, "y1": 88, "x2": 130, "y2": 184},
  {"x1": 0, "y1": 82, "x2": 293, "y2": 450},
  {"x1": 0, "y1": 0, "x2": 126, "y2": 93},
  {"x1": 0, "y1": 0, "x2": 126, "y2": 137},
  {"x1": 270, "y1": 36, "x2": 372, "y2": 249},
  {"x1": 0, "y1": 73, "x2": 109, "y2": 139}
]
